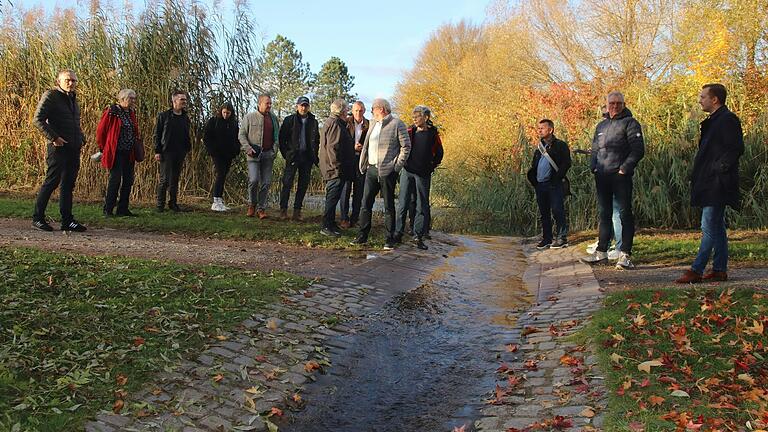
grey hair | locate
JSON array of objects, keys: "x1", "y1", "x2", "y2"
[
  {"x1": 606, "y1": 91, "x2": 625, "y2": 102},
  {"x1": 371, "y1": 98, "x2": 391, "y2": 114},
  {"x1": 352, "y1": 100, "x2": 365, "y2": 109},
  {"x1": 330, "y1": 98, "x2": 347, "y2": 116},
  {"x1": 57, "y1": 69, "x2": 76, "y2": 79},
  {"x1": 258, "y1": 94, "x2": 272, "y2": 102},
  {"x1": 412, "y1": 105, "x2": 431, "y2": 118},
  {"x1": 118, "y1": 88, "x2": 136, "y2": 101}
]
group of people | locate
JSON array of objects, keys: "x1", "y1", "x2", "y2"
[
  {"x1": 30, "y1": 69, "x2": 445, "y2": 250},
  {"x1": 529, "y1": 85, "x2": 744, "y2": 283}
]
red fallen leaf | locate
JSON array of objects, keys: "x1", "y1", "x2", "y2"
[
  {"x1": 522, "y1": 326, "x2": 539, "y2": 337},
  {"x1": 508, "y1": 375, "x2": 522, "y2": 386},
  {"x1": 112, "y1": 399, "x2": 124, "y2": 414},
  {"x1": 303, "y1": 291, "x2": 316, "y2": 298},
  {"x1": 658, "y1": 376, "x2": 677, "y2": 384},
  {"x1": 505, "y1": 343, "x2": 519, "y2": 352},
  {"x1": 616, "y1": 387, "x2": 625, "y2": 396},
  {"x1": 648, "y1": 395, "x2": 665, "y2": 406},
  {"x1": 116, "y1": 374, "x2": 128, "y2": 386},
  {"x1": 574, "y1": 384, "x2": 590, "y2": 394},
  {"x1": 135, "y1": 409, "x2": 150, "y2": 418},
  {"x1": 524, "y1": 359, "x2": 538, "y2": 370},
  {"x1": 304, "y1": 361, "x2": 321, "y2": 373},
  {"x1": 506, "y1": 428, "x2": 523, "y2": 432},
  {"x1": 496, "y1": 363, "x2": 512, "y2": 373},
  {"x1": 559, "y1": 354, "x2": 582, "y2": 366},
  {"x1": 640, "y1": 378, "x2": 650, "y2": 388},
  {"x1": 270, "y1": 407, "x2": 283, "y2": 417},
  {"x1": 133, "y1": 336, "x2": 145, "y2": 347},
  {"x1": 254, "y1": 355, "x2": 268, "y2": 362},
  {"x1": 628, "y1": 421, "x2": 645, "y2": 431},
  {"x1": 547, "y1": 295, "x2": 559, "y2": 302},
  {"x1": 494, "y1": 384, "x2": 509, "y2": 400},
  {"x1": 551, "y1": 415, "x2": 573, "y2": 429},
  {"x1": 212, "y1": 373, "x2": 224, "y2": 382},
  {"x1": 549, "y1": 324, "x2": 561, "y2": 336},
  {"x1": 281, "y1": 297, "x2": 295, "y2": 305}
]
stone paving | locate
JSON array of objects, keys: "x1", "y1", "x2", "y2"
[
  {"x1": 86, "y1": 236, "x2": 452, "y2": 432},
  {"x1": 474, "y1": 243, "x2": 609, "y2": 432}
]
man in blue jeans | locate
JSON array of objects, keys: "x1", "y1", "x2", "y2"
[
  {"x1": 582, "y1": 91, "x2": 645, "y2": 269},
  {"x1": 676, "y1": 84, "x2": 743, "y2": 284}
]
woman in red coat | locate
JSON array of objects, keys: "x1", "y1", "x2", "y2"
[{"x1": 96, "y1": 89, "x2": 144, "y2": 216}]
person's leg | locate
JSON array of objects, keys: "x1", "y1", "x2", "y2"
[
  {"x1": 395, "y1": 170, "x2": 412, "y2": 238},
  {"x1": 279, "y1": 162, "x2": 297, "y2": 211},
  {"x1": 357, "y1": 167, "x2": 380, "y2": 240},
  {"x1": 381, "y1": 171, "x2": 398, "y2": 242},
  {"x1": 34, "y1": 145, "x2": 64, "y2": 221},
  {"x1": 58, "y1": 149, "x2": 80, "y2": 224},
  {"x1": 247, "y1": 159, "x2": 259, "y2": 206},
  {"x1": 212, "y1": 156, "x2": 228, "y2": 198},
  {"x1": 413, "y1": 173, "x2": 431, "y2": 238},
  {"x1": 116, "y1": 153, "x2": 135, "y2": 213},
  {"x1": 157, "y1": 155, "x2": 170, "y2": 209},
  {"x1": 550, "y1": 181, "x2": 567, "y2": 242},
  {"x1": 323, "y1": 178, "x2": 343, "y2": 229},
  {"x1": 104, "y1": 152, "x2": 123, "y2": 214},
  {"x1": 350, "y1": 172, "x2": 365, "y2": 225},
  {"x1": 692, "y1": 206, "x2": 717, "y2": 274},
  {"x1": 294, "y1": 160, "x2": 312, "y2": 210},
  {"x1": 167, "y1": 153, "x2": 184, "y2": 208},
  {"x1": 594, "y1": 174, "x2": 613, "y2": 253},
  {"x1": 612, "y1": 196, "x2": 622, "y2": 251},
  {"x1": 407, "y1": 185, "x2": 416, "y2": 234},
  {"x1": 613, "y1": 173, "x2": 635, "y2": 254},
  {"x1": 257, "y1": 156, "x2": 274, "y2": 211},
  {"x1": 535, "y1": 182, "x2": 553, "y2": 243},
  {"x1": 710, "y1": 206, "x2": 728, "y2": 272},
  {"x1": 340, "y1": 180, "x2": 352, "y2": 222}
]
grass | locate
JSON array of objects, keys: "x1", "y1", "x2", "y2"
[
  {"x1": 0, "y1": 247, "x2": 307, "y2": 431},
  {"x1": 579, "y1": 287, "x2": 768, "y2": 431},
  {"x1": 0, "y1": 194, "x2": 388, "y2": 249}
]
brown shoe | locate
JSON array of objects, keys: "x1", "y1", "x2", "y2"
[
  {"x1": 246, "y1": 205, "x2": 255, "y2": 217},
  {"x1": 339, "y1": 220, "x2": 351, "y2": 229},
  {"x1": 292, "y1": 209, "x2": 303, "y2": 222},
  {"x1": 257, "y1": 209, "x2": 268, "y2": 220},
  {"x1": 279, "y1": 209, "x2": 289, "y2": 220},
  {"x1": 675, "y1": 269, "x2": 702, "y2": 284},
  {"x1": 703, "y1": 271, "x2": 728, "y2": 282}
]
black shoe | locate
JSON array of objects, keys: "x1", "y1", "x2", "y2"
[
  {"x1": 536, "y1": 240, "x2": 552, "y2": 250},
  {"x1": 116, "y1": 210, "x2": 137, "y2": 217},
  {"x1": 350, "y1": 235, "x2": 368, "y2": 245},
  {"x1": 320, "y1": 227, "x2": 341, "y2": 237},
  {"x1": 551, "y1": 238, "x2": 569, "y2": 249},
  {"x1": 383, "y1": 241, "x2": 395, "y2": 250},
  {"x1": 32, "y1": 220, "x2": 53, "y2": 232},
  {"x1": 61, "y1": 221, "x2": 87, "y2": 232},
  {"x1": 168, "y1": 204, "x2": 182, "y2": 212},
  {"x1": 413, "y1": 238, "x2": 428, "y2": 250}
]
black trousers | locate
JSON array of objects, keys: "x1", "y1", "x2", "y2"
[
  {"x1": 358, "y1": 166, "x2": 397, "y2": 241},
  {"x1": 323, "y1": 177, "x2": 343, "y2": 229},
  {"x1": 279, "y1": 158, "x2": 313, "y2": 210},
  {"x1": 104, "y1": 150, "x2": 135, "y2": 214},
  {"x1": 340, "y1": 171, "x2": 364, "y2": 223},
  {"x1": 595, "y1": 173, "x2": 635, "y2": 254},
  {"x1": 33, "y1": 144, "x2": 80, "y2": 224},
  {"x1": 211, "y1": 156, "x2": 233, "y2": 198},
  {"x1": 157, "y1": 152, "x2": 186, "y2": 208}
]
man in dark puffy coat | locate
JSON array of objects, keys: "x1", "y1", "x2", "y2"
[
  {"x1": 319, "y1": 99, "x2": 355, "y2": 237},
  {"x1": 676, "y1": 84, "x2": 744, "y2": 284},
  {"x1": 527, "y1": 119, "x2": 571, "y2": 250},
  {"x1": 32, "y1": 69, "x2": 87, "y2": 232},
  {"x1": 278, "y1": 96, "x2": 320, "y2": 221},
  {"x1": 583, "y1": 91, "x2": 644, "y2": 269}
]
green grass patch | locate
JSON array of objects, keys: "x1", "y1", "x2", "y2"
[
  {"x1": 632, "y1": 230, "x2": 768, "y2": 267},
  {"x1": 0, "y1": 247, "x2": 306, "y2": 431},
  {"x1": 580, "y1": 287, "x2": 768, "y2": 431},
  {"x1": 0, "y1": 195, "x2": 385, "y2": 249}
]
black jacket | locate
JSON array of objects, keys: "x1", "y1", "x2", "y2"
[
  {"x1": 527, "y1": 136, "x2": 571, "y2": 186},
  {"x1": 691, "y1": 106, "x2": 744, "y2": 209},
  {"x1": 33, "y1": 88, "x2": 85, "y2": 149},
  {"x1": 279, "y1": 112, "x2": 320, "y2": 165},
  {"x1": 319, "y1": 115, "x2": 355, "y2": 181},
  {"x1": 203, "y1": 116, "x2": 240, "y2": 160},
  {"x1": 591, "y1": 108, "x2": 645, "y2": 176},
  {"x1": 154, "y1": 109, "x2": 191, "y2": 154},
  {"x1": 405, "y1": 125, "x2": 444, "y2": 176}
]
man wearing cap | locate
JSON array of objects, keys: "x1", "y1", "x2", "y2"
[{"x1": 278, "y1": 96, "x2": 320, "y2": 221}]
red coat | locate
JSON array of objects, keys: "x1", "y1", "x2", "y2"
[{"x1": 96, "y1": 105, "x2": 143, "y2": 169}]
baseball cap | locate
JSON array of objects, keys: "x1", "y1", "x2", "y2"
[{"x1": 296, "y1": 96, "x2": 310, "y2": 105}]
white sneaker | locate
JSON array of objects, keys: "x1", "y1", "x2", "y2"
[
  {"x1": 615, "y1": 252, "x2": 635, "y2": 270},
  {"x1": 585, "y1": 240, "x2": 599, "y2": 254},
  {"x1": 211, "y1": 201, "x2": 226, "y2": 212},
  {"x1": 581, "y1": 251, "x2": 608, "y2": 264},
  {"x1": 221, "y1": 202, "x2": 231, "y2": 211},
  {"x1": 607, "y1": 249, "x2": 620, "y2": 260}
]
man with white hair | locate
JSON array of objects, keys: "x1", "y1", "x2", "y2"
[
  {"x1": 32, "y1": 69, "x2": 87, "y2": 232},
  {"x1": 319, "y1": 99, "x2": 355, "y2": 236},
  {"x1": 351, "y1": 98, "x2": 411, "y2": 250},
  {"x1": 583, "y1": 91, "x2": 645, "y2": 269}
]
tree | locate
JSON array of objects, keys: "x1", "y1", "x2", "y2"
[
  {"x1": 253, "y1": 35, "x2": 313, "y2": 118},
  {"x1": 312, "y1": 56, "x2": 356, "y2": 118}
]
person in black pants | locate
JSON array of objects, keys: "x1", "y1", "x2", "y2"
[
  {"x1": 32, "y1": 69, "x2": 87, "y2": 232},
  {"x1": 340, "y1": 101, "x2": 369, "y2": 228},
  {"x1": 319, "y1": 99, "x2": 355, "y2": 236},
  {"x1": 278, "y1": 96, "x2": 320, "y2": 221},
  {"x1": 154, "y1": 90, "x2": 191, "y2": 212},
  {"x1": 526, "y1": 119, "x2": 571, "y2": 250},
  {"x1": 96, "y1": 88, "x2": 144, "y2": 217},
  {"x1": 204, "y1": 102, "x2": 240, "y2": 212}
]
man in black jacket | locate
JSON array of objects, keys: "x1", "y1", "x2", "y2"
[
  {"x1": 32, "y1": 69, "x2": 87, "y2": 232},
  {"x1": 527, "y1": 119, "x2": 571, "y2": 249},
  {"x1": 583, "y1": 91, "x2": 645, "y2": 269},
  {"x1": 319, "y1": 99, "x2": 355, "y2": 236},
  {"x1": 676, "y1": 84, "x2": 744, "y2": 284},
  {"x1": 154, "y1": 90, "x2": 191, "y2": 212},
  {"x1": 278, "y1": 96, "x2": 320, "y2": 221},
  {"x1": 340, "y1": 101, "x2": 369, "y2": 228}
]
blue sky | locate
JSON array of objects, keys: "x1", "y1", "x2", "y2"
[{"x1": 23, "y1": 0, "x2": 489, "y2": 108}]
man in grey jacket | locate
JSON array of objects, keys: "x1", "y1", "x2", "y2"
[
  {"x1": 583, "y1": 91, "x2": 645, "y2": 269},
  {"x1": 239, "y1": 94, "x2": 280, "y2": 219},
  {"x1": 351, "y1": 98, "x2": 411, "y2": 250}
]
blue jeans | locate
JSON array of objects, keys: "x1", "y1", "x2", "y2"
[
  {"x1": 534, "y1": 180, "x2": 567, "y2": 242},
  {"x1": 396, "y1": 170, "x2": 431, "y2": 238},
  {"x1": 612, "y1": 198, "x2": 623, "y2": 251},
  {"x1": 691, "y1": 206, "x2": 728, "y2": 273},
  {"x1": 323, "y1": 178, "x2": 343, "y2": 229}
]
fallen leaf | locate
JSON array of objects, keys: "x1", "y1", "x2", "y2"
[
  {"x1": 303, "y1": 291, "x2": 316, "y2": 298},
  {"x1": 254, "y1": 355, "x2": 268, "y2": 362},
  {"x1": 214, "y1": 335, "x2": 228, "y2": 341},
  {"x1": 213, "y1": 373, "x2": 224, "y2": 383},
  {"x1": 270, "y1": 407, "x2": 283, "y2": 417},
  {"x1": 304, "y1": 361, "x2": 321, "y2": 373},
  {"x1": 245, "y1": 386, "x2": 262, "y2": 394},
  {"x1": 506, "y1": 344, "x2": 519, "y2": 352},
  {"x1": 133, "y1": 336, "x2": 145, "y2": 347},
  {"x1": 669, "y1": 390, "x2": 690, "y2": 397},
  {"x1": 292, "y1": 393, "x2": 302, "y2": 403},
  {"x1": 522, "y1": 326, "x2": 539, "y2": 337},
  {"x1": 738, "y1": 373, "x2": 755, "y2": 386},
  {"x1": 266, "y1": 319, "x2": 278, "y2": 330},
  {"x1": 115, "y1": 374, "x2": 128, "y2": 386},
  {"x1": 610, "y1": 352, "x2": 624, "y2": 363},
  {"x1": 648, "y1": 395, "x2": 665, "y2": 406},
  {"x1": 628, "y1": 421, "x2": 645, "y2": 432},
  {"x1": 579, "y1": 407, "x2": 595, "y2": 418},
  {"x1": 637, "y1": 360, "x2": 663, "y2": 373},
  {"x1": 112, "y1": 399, "x2": 124, "y2": 414}
]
